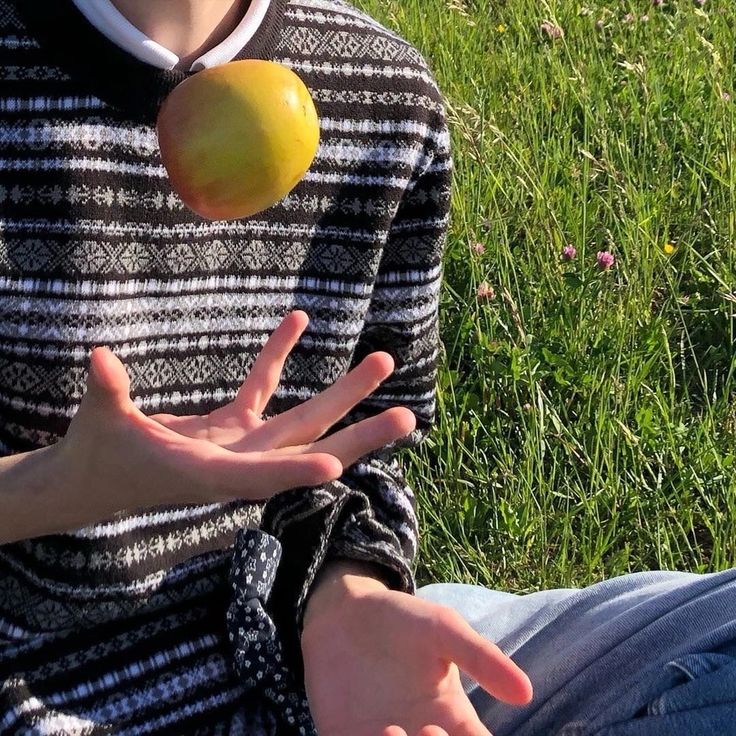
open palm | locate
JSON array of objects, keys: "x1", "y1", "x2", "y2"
[{"x1": 301, "y1": 586, "x2": 532, "y2": 736}]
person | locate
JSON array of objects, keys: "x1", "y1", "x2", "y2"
[
  {"x1": 0, "y1": 2, "x2": 734, "y2": 736},
  {"x1": 0, "y1": 1, "x2": 531, "y2": 734}
]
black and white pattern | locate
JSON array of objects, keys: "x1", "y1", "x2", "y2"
[{"x1": 0, "y1": 0, "x2": 452, "y2": 732}]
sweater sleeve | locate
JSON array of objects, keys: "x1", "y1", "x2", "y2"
[{"x1": 244, "y1": 94, "x2": 452, "y2": 685}]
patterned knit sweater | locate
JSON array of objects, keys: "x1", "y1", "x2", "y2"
[{"x1": 0, "y1": 1, "x2": 451, "y2": 733}]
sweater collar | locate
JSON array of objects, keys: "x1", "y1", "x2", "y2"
[{"x1": 15, "y1": 0, "x2": 287, "y2": 123}]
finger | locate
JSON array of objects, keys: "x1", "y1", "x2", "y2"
[
  {"x1": 382, "y1": 728, "x2": 408, "y2": 736},
  {"x1": 264, "y1": 407, "x2": 416, "y2": 467},
  {"x1": 234, "y1": 310, "x2": 309, "y2": 416},
  {"x1": 203, "y1": 446, "x2": 343, "y2": 501},
  {"x1": 86, "y1": 346, "x2": 133, "y2": 410},
  {"x1": 245, "y1": 351, "x2": 395, "y2": 451},
  {"x1": 435, "y1": 610, "x2": 533, "y2": 706},
  {"x1": 312, "y1": 406, "x2": 416, "y2": 466},
  {"x1": 416, "y1": 728, "x2": 450, "y2": 736}
]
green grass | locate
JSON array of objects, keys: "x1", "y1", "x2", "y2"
[{"x1": 352, "y1": 0, "x2": 736, "y2": 591}]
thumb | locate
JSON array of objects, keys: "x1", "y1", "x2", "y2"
[
  {"x1": 86, "y1": 346, "x2": 132, "y2": 409},
  {"x1": 437, "y1": 610, "x2": 533, "y2": 706}
]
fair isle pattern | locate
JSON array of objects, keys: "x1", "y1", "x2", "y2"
[{"x1": 0, "y1": 0, "x2": 452, "y2": 732}]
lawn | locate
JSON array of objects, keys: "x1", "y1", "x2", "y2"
[{"x1": 352, "y1": 0, "x2": 736, "y2": 591}]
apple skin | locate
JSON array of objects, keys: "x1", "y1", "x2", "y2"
[{"x1": 156, "y1": 60, "x2": 320, "y2": 221}]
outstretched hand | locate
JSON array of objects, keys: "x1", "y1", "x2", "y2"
[
  {"x1": 301, "y1": 579, "x2": 533, "y2": 736},
  {"x1": 60, "y1": 311, "x2": 415, "y2": 522}
]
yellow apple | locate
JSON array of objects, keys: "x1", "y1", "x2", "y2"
[{"x1": 157, "y1": 59, "x2": 320, "y2": 220}]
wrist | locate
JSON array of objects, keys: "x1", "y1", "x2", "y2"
[
  {"x1": 302, "y1": 559, "x2": 390, "y2": 632},
  {"x1": 38, "y1": 439, "x2": 92, "y2": 531},
  {"x1": 50, "y1": 435, "x2": 122, "y2": 529},
  {"x1": 0, "y1": 441, "x2": 82, "y2": 543}
]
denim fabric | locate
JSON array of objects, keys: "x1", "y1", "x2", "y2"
[{"x1": 417, "y1": 570, "x2": 736, "y2": 736}]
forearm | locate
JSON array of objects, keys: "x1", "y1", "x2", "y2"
[
  {"x1": 0, "y1": 442, "x2": 85, "y2": 544},
  {"x1": 302, "y1": 559, "x2": 391, "y2": 632}
]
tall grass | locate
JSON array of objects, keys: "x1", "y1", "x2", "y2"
[{"x1": 352, "y1": 0, "x2": 736, "y2": 590}]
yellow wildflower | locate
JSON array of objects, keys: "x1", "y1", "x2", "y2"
[
  {"x1": 663, "y1": 242, "x2": 676, "y2": 255},
  {"x1": 497, "y1": 23, "x2": 507, "y2": 33}
]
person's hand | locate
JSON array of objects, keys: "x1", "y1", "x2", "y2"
[
  {"x1": 301, "y1": 573, "x2": 532, "y2": 736},
  {"x1": 146, "y1": 310, "x2": 411, "y2": 466},
  {"x1": 57, "y1": 310, "x2": 415, "y2": 528}
]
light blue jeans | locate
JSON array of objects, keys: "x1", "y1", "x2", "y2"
[{"x1": 418, "y1": 569, "x2": 736, "y2": 736}]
